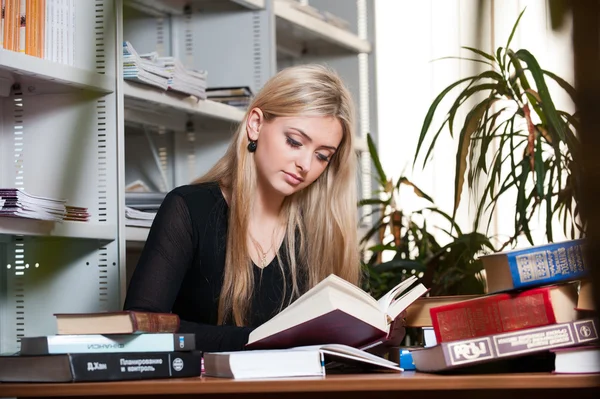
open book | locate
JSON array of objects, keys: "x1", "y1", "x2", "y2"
[
  {"x1": 246, "y1": 274, "x2": 427, "y2": 350},
  {"x1": 204, "y1": 343, "x2": 401, "y2": 379}
]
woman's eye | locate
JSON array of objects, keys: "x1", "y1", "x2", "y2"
[
  {"x1": 317, "y1": 153, "x2": 330, "y2": 162},
  {"x1": 286, "y1": 137, "x2": 302, "y2": 148}
]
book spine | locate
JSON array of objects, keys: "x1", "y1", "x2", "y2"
[
  {"x1": 129, "y1": 311, "x2": 180, "y2": 333},
  {"x1": 508, "y1": 239, "x2": 587, "y2": 289},
  {"x1": 21, "y1": 333, "x2": 195, "y2": 355},
  {"x1": 69, "y1": 351, "x2": 202, "y2": 382},
  {"x1": 430, "y1": 286, "x2": 560, "y2": 343},
  {"x1": 440, "y1": 318, "x2": 598, "y2": 370}
]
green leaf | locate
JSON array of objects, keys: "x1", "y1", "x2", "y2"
[
  {"x1": 396, "y1": 177, "x2": 434, "y2": 203},
  {"x1": 453, "y1": 98, "x2": 499, "y2": 218},
  {"x1": 506, "y1": 8, "x2": 527, "y2": 54},
  {"x1": 543, "y1": 69, "x2": 577, "y2": 102},
  {"x1": 433, "y1": 56, "x2": 494, "y2": 67},
  {"x1": 367, "y1": 133, "x2": 387, "y2": 187},
  {"x1": 415, "y1": 76, "x2": 476, "y2": 166},
  {"x1": 462, "y1": 46, "x2": 497, "y2": 62},
  {"x1": 516, "y1": 50, "x2": 566, "y2": 142}
]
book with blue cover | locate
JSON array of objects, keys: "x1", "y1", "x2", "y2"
[{"x1": 480, "y1": 239, "x2": 587, "y2": 293}]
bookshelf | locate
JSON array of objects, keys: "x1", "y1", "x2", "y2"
[
  {"x1": 0, "y1": 50, "x2": 115, "y2": 93},
  {"x1": 0, "y1": 0, "x2": 376, "y2": 354}
]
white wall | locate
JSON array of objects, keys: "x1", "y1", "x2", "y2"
[{"x1": 374, "y1": 0, "x2": 574, "y2": 249}]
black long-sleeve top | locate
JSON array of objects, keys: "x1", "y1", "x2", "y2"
[{"x1": 123, "y1": 182, "x2": 302, "y2": 352}]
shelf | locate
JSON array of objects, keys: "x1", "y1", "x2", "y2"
[
  {"x1": 123, "y1": 81, "x2": 245, "y2": 131},
  {"x1": 0, "y1": 50, "x2": 115, "y2": 93},
  {"x1": 126, "y1": 226, "x2": 149, "y2": 243},
  {"x1": 0, "y1": 218, "x2": 116, "y2": 241},
  {"x1": 274, "y1": 0, "x2": 371, "y2": 56},
  {"x1": 124, "y1": 0, "x2": 264, "y2": 16}
]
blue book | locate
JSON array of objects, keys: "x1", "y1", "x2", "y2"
[{"x1": 480, "y1": 239, "x2": 587, "y2": 293}]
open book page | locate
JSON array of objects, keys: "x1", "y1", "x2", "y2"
[
  {"x1": 279, "y1": 274, "x2": 380, "y2": 316},
  {"x1": 387, "y1": 283, "x2": 429, "y2": 320},
  {"x1": 248, "y1": 285, "x2": 388, "y2": 345},
  {"x1": 376, "y1": 276, "x2": 418, "y2": 313},
  {"x1": 292, "y1": 344, "x2": 401, "y2": 371}
]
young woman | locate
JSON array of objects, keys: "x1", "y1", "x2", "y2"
[{"x1": 123, "y1": 64, "x2": 361, "y2": 352}]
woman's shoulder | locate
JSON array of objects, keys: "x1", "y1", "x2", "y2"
[{"x1": 167, "y1": 182, "x2": 225, "y2": 210}]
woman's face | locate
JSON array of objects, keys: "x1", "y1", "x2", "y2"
[{"x1": 247, "y1": 109, "x2": 343, "y2": 198}]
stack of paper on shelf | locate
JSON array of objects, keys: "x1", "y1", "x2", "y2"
[
  {"x1": 64, "y1": 206, "x2": 91, "y2": 222},
  {"x1": 154, "y1": 55, "x2": 208, "y2": 100},
  {"x1": 206, "y1": 86, "x2": 253, "y2": 109},
  {"x1": 123, "y1": 41, "x2": 170, "y2": 90},
  {"x1": 0, "y1": 188, "x2": 66, "y2": 222},
  {"x1": 125, "y1": 191, "x2": 166, "y2": 227}
]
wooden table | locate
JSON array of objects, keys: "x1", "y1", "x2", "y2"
[{"x1": 1, "y1": 372, "x2": 599, "y2": 399}]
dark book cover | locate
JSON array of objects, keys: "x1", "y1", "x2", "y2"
[{"x1": 0, "y1": 351, "x2": 202, "y2": 382}]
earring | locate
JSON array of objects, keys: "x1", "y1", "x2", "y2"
[{"x1": 247, "y1": 140, "x2": 257, "y2": 153}]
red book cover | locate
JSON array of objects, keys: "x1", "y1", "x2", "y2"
[
  {"x1": 246, "y1": 309, "x2": 388, "y2": 350},
  {"x1": 429, "y1": 284, "x2": 578, "y2": 343}
]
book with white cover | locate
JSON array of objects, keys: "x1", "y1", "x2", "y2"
[
  {"x1": 19, "y1": 333, "x2": 195, "y2": 355},
  {"x1": 246, "y1": 274, "x2": 427, "y2": 350},
  {"x1": 204, "y1": 343, "x2": 401, "y2": 379}
]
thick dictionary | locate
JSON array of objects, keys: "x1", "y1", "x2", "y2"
[
  {"x1": 412, "y1": 317, "x2": 598, "y2": 372},
  {"x1": 429, "y1": 283, "x2": 579, "y2": 342},
  {"x1": 480, "y1": 239, "x2": 587, "y2": 293}
]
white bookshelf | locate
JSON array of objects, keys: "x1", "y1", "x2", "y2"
[
  {"x1": 0, "y1": 219, "x2": 116, "y2": 241},
  {"x1": 0, "y1": 50, "x2": 115, "y2": 93},
  {"x1": 123, "y1": 81, "x2": 244, "y2": 129},
  {"x1": 125, "y1": 226, "x2": 150, "y2": 242},
  {"x1": 0, "y1": 0, "x2": 377, "y2": 354},
  {"x1": 125, "y1": 0, "x2": 264, "y2": 15},
  {"x1": 274, "y1": 0, "x2": 371, "y2": 55}
]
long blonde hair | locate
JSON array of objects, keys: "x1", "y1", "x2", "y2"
[{"x1": 195, "y1": 64, "x2": 360, "y2": 326}]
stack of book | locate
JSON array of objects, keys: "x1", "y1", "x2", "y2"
[
  {"x1": 0, "y1": 311, "x2": 202, "y2": 382},
  {"x1": 123, "y1": 41, "x2": 208, "y2": 100},
  {"x1": 206, "y1": 86, "x2": 253, "y2": 109},
  {"x1": 405, "y1": 239, "x2": 599, "y2": 374},
  {"x1": 157, "y1": 56, "x2": 207, "y2": 100},
  {"x1": 0, "y1": 188, "x2": 89, "y2": 222},
  {"x1": 123, "y1": 41, "x2": 170, "y2": 90},
  {"x1": 1, "y1": 0, "x2": 75, "y2": 65},
  {"x1": 125, "y1": 191, "x2": 166, "y2": 228}
]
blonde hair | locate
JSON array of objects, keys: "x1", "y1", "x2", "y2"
[{"x1": 194, "y1": 64, "x2": 360, "y2": 326}]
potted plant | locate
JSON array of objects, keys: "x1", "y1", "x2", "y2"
[
  {"x1": 359, "y1": 134, "x2": 494, "y2": 298},
  {"x1": 413, "y1": 9, "x2": 583, "y2": 250}
]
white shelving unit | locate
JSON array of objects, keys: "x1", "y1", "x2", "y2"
[
  {"x1": 0, "y1": 219, "x2": 116, "y2": 241},
  {"x1": 0, "y1": 0, "x2": 377, "y2": 353},
  {"x1": 0, "y1": 0, "x2": 121, "y2": 354},
  {"x1": 274, "y1": 0, "x2": 371, "y2": 56},
  {"x1": 125, "y1": 226, "x2": 150, "y2": 243},
  {"x1": 123, "y1": 80, "x2": 244, "y2": 131},
  {"x1": 0, "y1": 50, "x2": 115, "y2": 93}
]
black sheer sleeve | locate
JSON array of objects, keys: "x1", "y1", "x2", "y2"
[{"x1": 123, "y1": 190, "x2": 252, "y2": 352}]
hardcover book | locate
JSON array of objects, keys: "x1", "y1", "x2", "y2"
[
  {"x1": 19, "y1": 333, "x2": 195, "y2": 355},
  {"x1": 54, "y1": 310, "x2": 180, "y2": 335},
  {"x1": 411, "y1": 317, "x2": 598, "y2": 372},
  {"x1": 480, "y1": 239, "x2": 587, "y2": 293},
  {"x1": 246, "y1": 274, "x2": 427, "y2": 350},
  {"x1": 404, "y1": 294, "x2": 482, "y2": 327},
  {"x1": 0, "y1": 351, "x2": 202, "y2": 382},
  {"x1": 204, "y1": 343, "x2": 400, "y2": 379},
  {"x1": 430, "y1": 283, "x2": 579, "y2": 342}
]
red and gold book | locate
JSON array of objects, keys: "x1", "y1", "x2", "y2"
[
  {"x1": 53, "y1": 311, "x2": 180, "y2": 335},
  {"x1": 430, "y1": 283, "x2": 579, "y2": 343}
]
